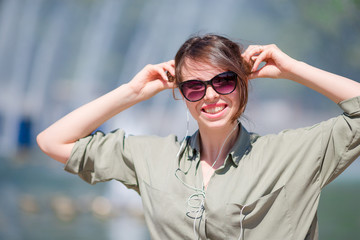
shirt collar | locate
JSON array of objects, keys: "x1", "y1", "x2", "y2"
[
  {"x1": 189, "y1": 130, "x2": 201, "y2": 153},
  {"x1": 229, "y1": 125, "x2": 257, "y2": 166},
  {"x1": 187, "y1": 124, "x2": 258, "y2": 166}
]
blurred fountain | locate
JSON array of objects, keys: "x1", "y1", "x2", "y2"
[
  {"x1": 0, "y1": 0, "x2": 44, "y2": 156},
  {"x1": 71, "y1": 0, "x2": 124, "y2": 106},
  {"x1": 24, "y1": 2, "x2": 68, "y2": 132}
]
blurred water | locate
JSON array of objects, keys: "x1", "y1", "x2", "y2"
[{"x1": 0, "y1": 149, "x2": 150, "y2": 240}]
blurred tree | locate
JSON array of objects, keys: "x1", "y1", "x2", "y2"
[
  {"x1": 294, "y1": 0, "x2": 360, "y2": 72},
  {"x1": 255, "y1": 0, "x2": 360, "y2": 108}
]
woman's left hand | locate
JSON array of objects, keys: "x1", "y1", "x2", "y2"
[
  {"x1": 242, "y1": 44, "x2": 297, "y2": 80},
  {"x1": 242, "y1": 44, "x2": 360, "y2": 103}
]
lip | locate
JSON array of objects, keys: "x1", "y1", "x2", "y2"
[{"x1": 201, "y1": 103, "x2": 228, "y2": 118}]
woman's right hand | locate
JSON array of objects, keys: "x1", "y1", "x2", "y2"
[{"x1": 127, "y1": 60, "x2": 175, "y2": 101}]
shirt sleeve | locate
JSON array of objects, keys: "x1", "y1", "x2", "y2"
[
  {"x1": 64, "y1": 129, "x2": 138, "y2": 191},
  {"x1": 319, "y1": 96, "x2": 360, "y2": 187}
]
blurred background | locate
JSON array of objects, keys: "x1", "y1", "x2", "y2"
[{"x1": 0, "y1": 0, "x2": 360, "y2": 239}]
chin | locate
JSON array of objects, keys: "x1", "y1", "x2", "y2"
[{"x1": 198, "y1": 117, "x2": 234, "y2": 131}]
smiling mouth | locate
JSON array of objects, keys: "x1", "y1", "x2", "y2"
[{"x1": 202, "y1": 105, "x2": 226, "y2": 114}]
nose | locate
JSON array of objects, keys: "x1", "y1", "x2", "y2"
[{"x1": 203, "y1": 85, "x2": 219, "y2": 101}]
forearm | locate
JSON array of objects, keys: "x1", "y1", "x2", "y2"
[
  {"x1": 37, "y1": 83, "x2": 141, "y2": 163},
  {"x1": 286, "y1": 60, "x2": 360, "y2": 103}
]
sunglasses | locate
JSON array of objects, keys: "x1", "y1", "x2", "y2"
[{"x1": 179, "y1": 71, "x2": 238, "y2": 102}]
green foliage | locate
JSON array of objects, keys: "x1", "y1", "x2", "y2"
[{"x1": 319, "y1": 180, "x2": 360, "y2": 240}]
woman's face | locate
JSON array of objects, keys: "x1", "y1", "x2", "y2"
[{"x1": 180, "y1": 60, "x2": 240, "y2": 131}]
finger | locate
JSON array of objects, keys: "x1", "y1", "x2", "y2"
[
  {"x1": 168, "y1": 59, "x2": 175, "y2": 67},
  {"x1": 165, "y1": 61, "x2": 176, "y2": 76},
  {"x1": 248, "y1": 46, "x2": 264, "y2": 59},
  {"x1": 251, "y1": 50, "x2": 268, "y2": 72},
  {"x1": 242, "y1": 45, "x2": 264, "y2": 62},
  {"x1": 153, "y1": 65, "x2": 169, "y2": 81},
  {"x1": 242, "y1": 44, "x2": 260, "y2": 54},
  {"x1": 152, "y1": 66, "x2": 176, "y2": 89},
  {"x1": 242, "y1": 45, "x2": 255, "y2": 62},
  {"x1": 161, "y1": 60, "x2": 176, "y2": 81}
]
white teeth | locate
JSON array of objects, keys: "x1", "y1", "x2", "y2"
[{"x1": 204, "y1": 106, "x2": 225, "y2": 114}]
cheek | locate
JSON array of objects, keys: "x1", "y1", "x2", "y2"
[
  {"x1": 231, "y1": 89, "x2": 243, "y2": 118},
  {"x1": 228, "y1": 89, "x2": 241, "y2": 112},
  {"x1": 228, "y1": 88, "x2": 240, "y2": 105},
  {"x1": 185, "y1": 101, "x2": 200, "y2": 118}
]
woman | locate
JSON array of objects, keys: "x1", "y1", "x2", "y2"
[{"x1": 37, "y1": 34, "x2": 360, "y2": 240}]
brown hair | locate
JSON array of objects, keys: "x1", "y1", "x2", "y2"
[{"x1": 173, "y1": 34, "x2": 252, "y2": 121}]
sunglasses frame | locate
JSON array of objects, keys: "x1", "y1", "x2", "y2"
[{"x1": 179, "y1": 71, "x2": 238, "y2": 102}]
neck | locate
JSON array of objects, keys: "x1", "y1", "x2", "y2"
[{"x1": 198, "y1": 121, "x2": 239, "y2": 166}]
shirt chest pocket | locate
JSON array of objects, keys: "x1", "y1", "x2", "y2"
[{"x1": 223, "y1": 185, "x2": 294, "y2": 240}]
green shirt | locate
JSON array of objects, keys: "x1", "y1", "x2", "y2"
[{"x1": 65, "y1": 96, "x2": 360, "y2": 240}]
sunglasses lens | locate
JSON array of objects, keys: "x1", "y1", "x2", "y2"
[
  {"x1": 180, "y1": 71, "x2": 238, "y2": 102},
  {"x1": 181, "y1": 81, "x2": 205, "y2": 101},
  {"x1": 212, "y1": 72, "x2": 237, "y2": 94}
]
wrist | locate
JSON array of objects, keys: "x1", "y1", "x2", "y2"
[
  {"x1": 280, "y1": 59, "x2": 305, "y2": 81},
  {"x1": 118, "y1": 83, "x2": 144, "y2": 101}
]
